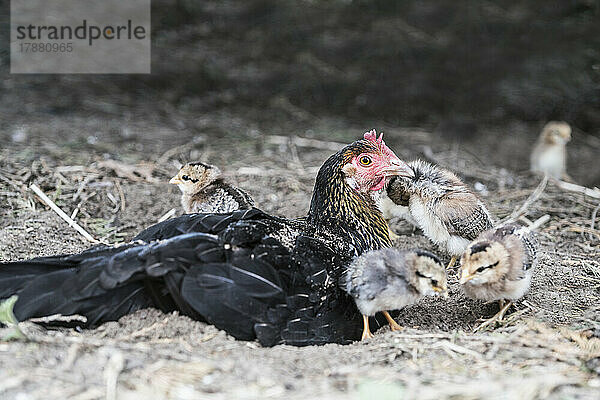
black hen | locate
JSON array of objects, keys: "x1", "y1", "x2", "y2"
[{"x1": 0, "y1": 131, "x2": 413, "y2": 346}]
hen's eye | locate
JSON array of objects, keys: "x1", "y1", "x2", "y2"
[
  {"x1": 182, "y1": 175, "x2": 190, "y2": 181},
  {"x1": 359, "y1": 156, "x2": 372, "y2": 166}
]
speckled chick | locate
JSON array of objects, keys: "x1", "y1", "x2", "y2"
[
  {"x1": 459, "y1": 223, "x2": 538, "y2": 331},
  {"x1": 530, "y1": 121, "x2": 572, "y2": 180},
  {"x1": 170, "y1": 162, "x2": 255, "y2": 214},
  {"x1": 384, "y1": 160, "x2": 494, "y2": 268},
  {"x1": 344, "y1": 248, "x2": 447, "y2": 340}
]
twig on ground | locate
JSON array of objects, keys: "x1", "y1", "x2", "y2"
[
  {"x1": 432, "y1": 340, "x2": 484, "y2": 359},
  {"x1": 114, "y1": 180, "x2": 126, "y2": 212},
  {"x1": 60, "y1": 344, "x2": 82, "y2": 371},
  {"x1": 588, "y1": 202, "x2": 600, "y2": 242},
  {"x1": 527, "y1": 214, "x2": 551, "y2": 231},
  {"x1": 0, "y1": 171, "x2": 25, "y2": 192},
  {"x1": 73, "y1": 175, "x2": 94, "y2": 202},
  {"x1": 29, "y1": 314, "x2": 88, "y2": 324},
  {"x1": 30, "y1": 183, "x2": 99, "y2": 244},
  {"x1": 104, "y1": 351, "x2": 124, "y2": 400},
  {"x1": 118, "y1": 318, "x2": 170, "y2": 340},
  {"x1": 504, "y1": 175, "x2": 548, "y2": 222},
  {"x1": 554, "y1": 180, "x2": 600, "y2": 199},
  {"x1": 566, "y1": 226, "x2": 600, "y2": 239},
  {"x1": 97, "y1": 160, "x2": 158, "y2": 183},
  {"x1": 158, "y1": 208, "x2": 177, "y2": 222}
]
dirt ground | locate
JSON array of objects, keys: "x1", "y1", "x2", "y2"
[{"x1": 1, "y1": 108, "x2": 600, "y2": 399}]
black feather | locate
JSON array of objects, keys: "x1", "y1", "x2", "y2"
[{"x1": 0, "y1": 139, "x2": 398, "y2": 346}]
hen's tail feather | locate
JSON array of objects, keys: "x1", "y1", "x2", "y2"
[
  {"x1": 0, "y1": 242, "x2": 141, "y2": 299},
  {"x1": 9, "y1": 261, "x2": 153, "y2": 325}
]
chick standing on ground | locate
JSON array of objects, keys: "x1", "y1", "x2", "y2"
[
  {"x1": 343, "y1": 248, "x2": 448, "y2": 340},
  {"x1": 384, "y1": 160, "x2": 494, "y2": 268},
  {"x1": 530, "y1": 121, "x2": 572, "y2": 180},
  {"x1": 459, "y1": 223, "x2": 538, "y2": 331},
  {"x1": 170, "y1": 162, "x2": 255, "y2": 213}
]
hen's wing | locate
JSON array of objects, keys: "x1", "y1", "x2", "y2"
[
  {"x1": 0, "y1": 210, "x2": 300, "y2": 337},
  {"x1": 133, "y1": 208, "x2": 268, "y2": 242}
]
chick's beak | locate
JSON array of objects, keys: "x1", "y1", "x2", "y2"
[
  {"x1": 169, "y1": 176, "x2": 182, "y2": 184},
  {"x1": 459, "y1": 270, "x2": 474, "y2": 284},
  {"x1": 383, "y1": 158, "x2": 414, "y2": 178},
  {"x1": 433, "y1": 285, "x2": 449, "y2": 299}
]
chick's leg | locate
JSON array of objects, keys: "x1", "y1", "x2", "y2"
[
  {"x1": 382, "y1": 311, "x2": 403, "y2": 331},
  {"x1": 446, "y1": 256, "x2": 457, "y2": 269},
  {"x1": 495, "y1": 300, "x2": 512, "y2": 321},
  {"x1": 361, "y1": 315, "x2": 374, "y2": 340},
  {"x1": 474, "y1": 300, "x2": 513, "y2": 332}
]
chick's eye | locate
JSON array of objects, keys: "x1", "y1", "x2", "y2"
[
  {"x1": 182, "y1": 175, "x2": 190, "y2": 181},
  {"x1": 431, "y1": 279, "x2": 438, "y2": 286},
  {"x1": 359, "y1": 156, "x2": 372, "y2": 166},
  {"x1": 476, "y1": 261, "x2": 499, "y2": 273}
]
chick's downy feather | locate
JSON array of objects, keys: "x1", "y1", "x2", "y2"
[
  {"x1": 171, "y1": 162, "x2": 255, "y2": 214},
  {"x1": 460, "y1": 224, "x2": 537, "y2": 302},
  {"x1": 386, "y1": 160, "x2": 494, "y2": 256}
]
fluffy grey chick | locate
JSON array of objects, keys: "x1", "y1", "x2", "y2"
[
  {"x1": 170, "y1": 162, "x2": 255, "y2": 213},
  {"x1": 459, "y1": 223, "x2": 538, "y2": 331},
  {"x1": 384, "y1": 160, "x2": 494, "y2": 268},
  {"x1": 344, "y1": 248, "x2": 448, "y2": 340},
  {"x1": 530, "y1": 121, "x2": 572, "y2": 180}
]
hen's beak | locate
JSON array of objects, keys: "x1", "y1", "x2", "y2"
[
  {"x1": 383, "y1": 159, "x2": 414, "y2": 178},
  {"x1": 459, "y1": 270, "x2": 474, "y2": 284},
  {"x1": 169, "y1": 176, "x2": 182, "y2": 184}
]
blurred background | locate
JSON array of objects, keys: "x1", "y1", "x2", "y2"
[{"x1": 1, "y1": 0, "x2": 599, "y2": 184}]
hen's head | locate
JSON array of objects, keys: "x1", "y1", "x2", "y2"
[
  {"x1": 169, "y1": 162, "x2": 222, "y2": 195},
  {"x1": 341, "y1": 130, "x2": 413, "y2": 193},
  {"x1": 308, "y1": 130, "x2": 413, "y2": 253}
]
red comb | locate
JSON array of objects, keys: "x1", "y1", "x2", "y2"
[
  {"x1": 363, "y1": 129, "x2": 382, "y2": 144},
  {"x1": 363, "y1": 129, "x2": 397, "y2": 159}
]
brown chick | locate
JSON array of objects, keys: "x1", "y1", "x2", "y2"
[
  {"x1": 530, "y1": 121, "x2": 572, "y2": 180},
  {"x1": 384, "y1": 160, "x2": 494, "y2": 269},
  {"x1": 343, "y1": 248, "x2": 448, "y2": 340},
  {"x1": 169, "y1": 162, "x2": 255, "y2": 214},
  {"x1": 459, "y1": 223, "x2": 538, "y2": 332}
]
